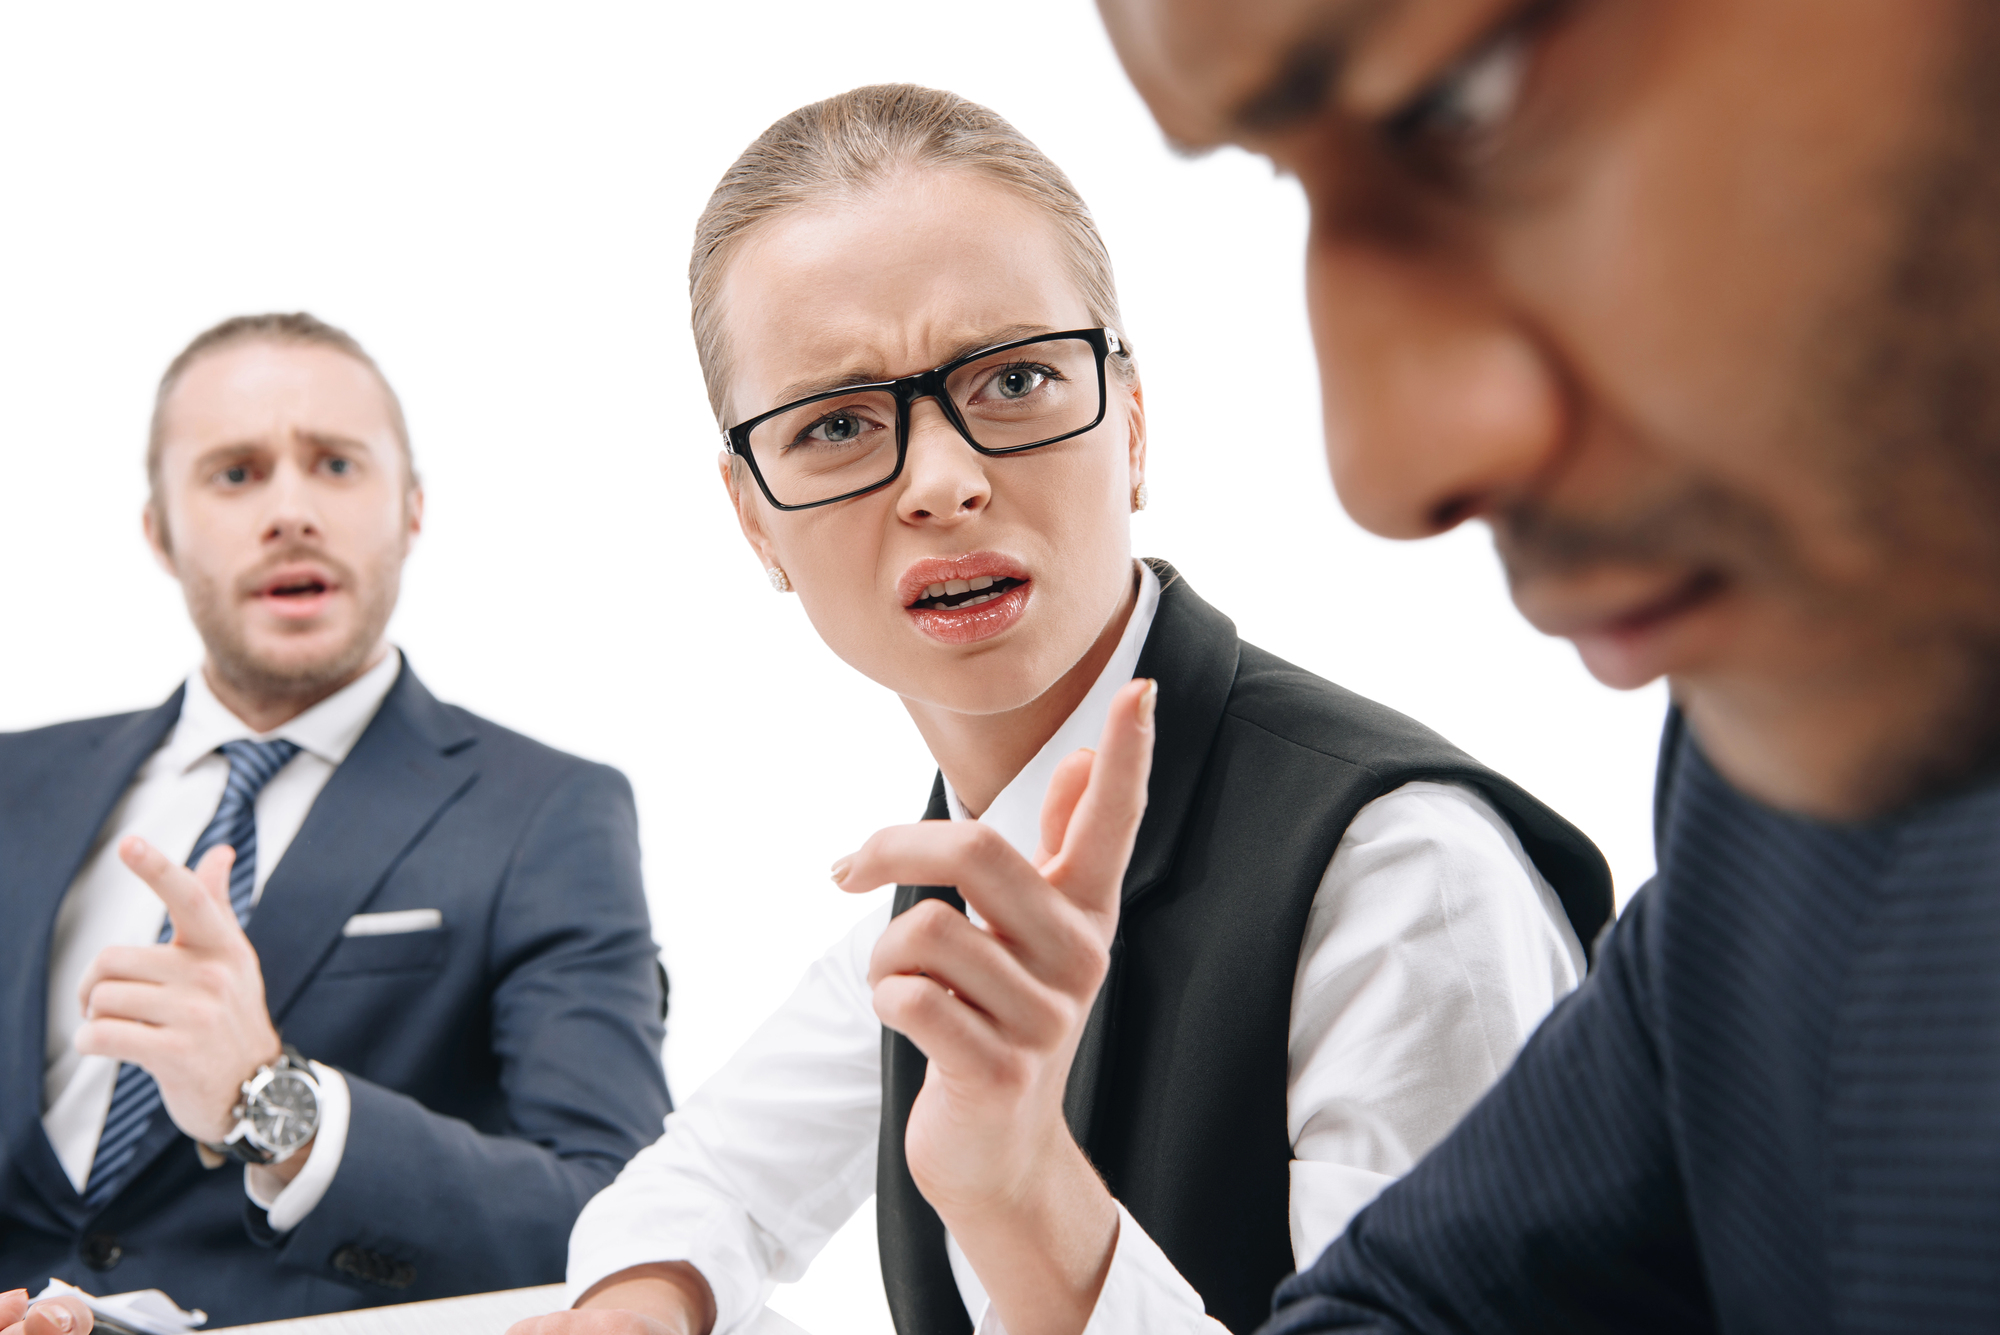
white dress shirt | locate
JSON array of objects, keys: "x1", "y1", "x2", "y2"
[
  {"x1": 567, "y1": 565, "x2": 1586, "y2": 1333},
  {"x1": 41, "y1": 648, "x2": 402, "y2": 1230}
]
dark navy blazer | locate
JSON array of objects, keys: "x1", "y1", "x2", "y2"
[
  {"x1": 1266, "y1": 709, "x2": 2000, "y2": 1333},
  {"x1": 0, "y1": 663, "x2": 671, "y2": 1326}
]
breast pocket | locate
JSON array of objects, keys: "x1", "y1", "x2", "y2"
[{"x1": 317, "y1": 925, "x2": 451, "y2": 978}]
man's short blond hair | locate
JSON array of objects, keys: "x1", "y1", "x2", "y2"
[
  {"x1": 690, "y1": 84, "x2": 1134, "y2": 429},
  {"x1": 146, "y1": 312, "x2": 418, "y2": 530}
]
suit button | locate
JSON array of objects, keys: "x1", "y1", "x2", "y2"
[{"x1": 80, "y1": 1232, "x2": 123, "y2": 1271}]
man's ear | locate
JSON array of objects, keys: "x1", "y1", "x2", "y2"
[
  {"x1": 405, "y1": 485, "x2": 426, "y2": 549},
  {"x1": 142, "y1": 501, "x2": 178, "y2": 577},
  {"x1": 719, "y1": 452, "x2": 781, "y2": 572}
]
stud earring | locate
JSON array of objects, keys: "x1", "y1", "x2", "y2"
[
  {"x1": 766, "y1": 566, "x2": 792, "y2": 593},
  {"x1": 1132, "y1": 481, "x2": 1149, "y2": 512}
]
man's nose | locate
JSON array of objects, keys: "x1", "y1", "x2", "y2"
[
  {"x1": 261, "y1": 460, "x2": 324, "y2": 542},
  {"x1": 1308, "y1": 232, "x2": 1565, "y2": 539},
  {"x1": 896, "y1": 399, "x2": 992, "y2": 525}
]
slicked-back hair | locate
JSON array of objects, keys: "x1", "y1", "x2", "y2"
[
  {"x1": 690, "y1": 83, "x2": 1134, "y2": 427},
  {"x1": 146, "y1": 312, "x2": 417, "y2": 529}
]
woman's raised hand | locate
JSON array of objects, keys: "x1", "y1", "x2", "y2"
[{"x1": 833, "y1": 675, "x2": 1158, "y2": 1335}]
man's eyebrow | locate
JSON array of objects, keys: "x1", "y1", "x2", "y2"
[
  {"x1": 769, "y1": 324, "x2": 1058, "y2": 406},
  {"x1": 296, "y1": 429, "x2": 373, "y2": 454}
]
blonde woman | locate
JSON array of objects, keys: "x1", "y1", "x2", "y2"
[{"x1": 533, "y1": 86, "x2": 1609, "y2": 1335}]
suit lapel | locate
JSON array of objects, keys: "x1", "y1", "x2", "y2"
[
  {"x1": 1, "y1": 692, "x2": 184, "y2": 1226},
  {"x1": 250, "y1": 664, "x2": 479, "y2": 1023}
]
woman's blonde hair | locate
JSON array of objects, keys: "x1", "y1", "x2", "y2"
[{"x1": 690, "y1": 83, "x2": 1132, "y2": 424}]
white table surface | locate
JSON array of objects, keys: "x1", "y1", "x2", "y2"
[{"x1": 208, "y1": 1286, "x2": 809, "y2": 1335}]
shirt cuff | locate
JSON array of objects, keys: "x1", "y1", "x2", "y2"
[
  {"x1": 243, "y1": 1062, "x2": 350, "y2": 1232},
  {"x1": 971, "y1": 1203, "x2": 1224, "y2": 1335}
]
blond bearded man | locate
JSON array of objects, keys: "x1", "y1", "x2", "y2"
[{"x1": 0, "y1": 314, "x2": 669, "y2": 1325}]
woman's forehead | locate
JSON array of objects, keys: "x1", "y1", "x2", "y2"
[{"x1": 721, "y1": 174, "x2": 1096, "y2": 407}]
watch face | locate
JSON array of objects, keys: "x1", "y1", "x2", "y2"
[{"x1": 250, "y1": 1071, "x2": 320, "y2": 1152}]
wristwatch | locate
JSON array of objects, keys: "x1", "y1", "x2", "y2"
[{"x1": 203, "y1": 1044, "x2": 322, "y2": 1165}]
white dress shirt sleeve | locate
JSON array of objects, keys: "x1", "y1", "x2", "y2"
[
  {"x1": 1285, "y1": 779, "x2": 1584, "y2": 1263},
  {"x1": 566, "y1": 904, "x2": 892, "y2": 1334},
  {"x1": 243, "y1": 1062, "x2": 351, "y2": 1231},
  {"x1": 973, "y1": 780, "x2": 1581, "y2": 1333}
]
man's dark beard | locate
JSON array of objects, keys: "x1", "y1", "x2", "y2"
[{"x1": 1493, "y1": 10, "x2": 2000, "y2": 816}]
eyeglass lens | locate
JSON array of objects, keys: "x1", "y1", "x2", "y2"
[{"x1": 745, "y1": 336, "x2": 1102, "y2": 507}]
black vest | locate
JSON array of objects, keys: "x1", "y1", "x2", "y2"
[{"x1": 879, "y1": 561, "x2": 1612, "y2": 1334}]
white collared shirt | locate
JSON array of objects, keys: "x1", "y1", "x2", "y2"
[
  {"x1": 567, "y1": 565, "x2": 1586, "y2": 1333},
  {"x1": 41, "y1": 648, "x2": 402, "y2": 1229}
]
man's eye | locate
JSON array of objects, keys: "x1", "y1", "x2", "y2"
[
  {"x1": 220, "y1": 465, "x2": 252, "y2": 485},
  {"x1": 1386, "y1": 28, "x2": 1530, "y2": 148},
  {"x1": 324, "y1": 457, "x2": 353, "y2": 476}
]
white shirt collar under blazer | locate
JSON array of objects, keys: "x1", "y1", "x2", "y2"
[{"x1": 943, "y1": 560, "x2": 1162, "y2": 866}]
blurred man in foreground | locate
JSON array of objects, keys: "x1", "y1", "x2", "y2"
[
  {"x1": 1100, "y1": 0, "x2": 2000, "y2": 1329},
  {"x1": 0, "y1": 314, "x2": 670, "y2": 1324}
]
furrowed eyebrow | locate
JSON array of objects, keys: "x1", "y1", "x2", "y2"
[{"x1": 769, "y1": 324, "x2": 1059, "y2": 406}]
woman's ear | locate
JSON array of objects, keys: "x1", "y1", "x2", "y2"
[
  {"x1": 1125, "y1": 376, "x2": 1148, "y2": 491},
  {"x1": 720, "y1": 451, "x2": 781, "y2": 571}
]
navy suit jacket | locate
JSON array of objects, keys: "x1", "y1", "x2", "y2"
[
  {"x1": 1266, "y1": 710, "x2": 2000, "y2": 1333},
  {"x1": 0, "y1": 663, "x2": 671, "y2": 1326}
]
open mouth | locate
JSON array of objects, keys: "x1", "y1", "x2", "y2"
[
  {"x1": 266, "y1": 577, "x2": 331, "y2": 600},
  {"x1": 909, "y1": 575, "x2": 1026, "y2": 611}
]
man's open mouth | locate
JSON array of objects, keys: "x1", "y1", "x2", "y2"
[
  {"x1": 910, "y1": 576, "x2": 1026, "y2": 611},
  {"x1": 267, "y1": 578, "x2": 330, "y2": 598}
]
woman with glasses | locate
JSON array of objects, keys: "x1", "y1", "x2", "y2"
[{"x1": 546, "y1": 86, "x2": 1610, "y2": 1335}]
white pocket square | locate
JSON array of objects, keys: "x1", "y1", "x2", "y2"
[{"x1": 341, "y1": 908, "x2": 444, "y2": 937}]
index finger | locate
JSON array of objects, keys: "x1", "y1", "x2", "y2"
[
  {"x1": 1039, "y1": 677, "x2": 1157, "y2": 915},
  {"x1": 118, "y1": 836, "x2": 240, "y2": 951}
]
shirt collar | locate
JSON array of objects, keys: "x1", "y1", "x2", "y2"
[
  {"x1": 944, "y1": 562, "x2": 1163, "y2": 860},
  {"x1": 162, "y1": 647, "x2": 404, "y2": 775}
]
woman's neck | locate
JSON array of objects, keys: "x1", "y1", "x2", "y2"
[{"x1": 904, "y1": 572, "x2": 1140, "y2": 819}]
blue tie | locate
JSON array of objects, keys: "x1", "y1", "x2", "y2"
[{"x1": 82, "y1": 738, "x2": 302, "y2": 1209}]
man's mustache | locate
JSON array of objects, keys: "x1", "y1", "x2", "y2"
[{"x1": 1489, "y1": 481, "x2": 1790, "y2": 588}]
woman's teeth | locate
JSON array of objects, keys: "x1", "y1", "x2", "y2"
[{"x1": 916, "y1": 575, "x2": 1017, "y2": 610}]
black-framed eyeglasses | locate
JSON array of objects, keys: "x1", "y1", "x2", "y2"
[{"x1": 723, "y1": 327, "x2": 1123, "y2": 511}]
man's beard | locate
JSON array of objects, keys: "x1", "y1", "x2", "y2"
[
  {"x1": 1493, "y1": 9, "x2": 2000, "y2": 817},
  {"x1": 183, "y1": 546, "x2": 401, "y2": 713}
]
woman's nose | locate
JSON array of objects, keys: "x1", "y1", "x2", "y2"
[
  {"x1": 1307, "y1": 231, "x2": 1565, "y2": 539},
  {"x1": 896, "y1": 399, "x2": 992, "y2": 524}
]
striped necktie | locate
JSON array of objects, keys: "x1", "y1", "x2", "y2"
[{"x1": 81, "y1": 738, "x2": 303, "y2": 1210}]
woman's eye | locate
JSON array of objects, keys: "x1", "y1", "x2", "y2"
[
  {"x1": 982, "y1": 365, "x2": 1056, "y2": 402},
  {"x1": 803, "y1": 412, "x2": 874, "y2": 446},
  {"x1": 1387, "y1": 28, "x2": 1530, "y2": 149}
]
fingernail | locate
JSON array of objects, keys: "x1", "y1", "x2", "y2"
[
  {"x1": 1138, "y1": 679, "x2": 1159, "y2": 727},
  {"x1": 830, "y1": 857, "x2": 852, "y2": 886},
  {"x1": 44, "y1": 1304, "x2": 73, "y2": 1331}
]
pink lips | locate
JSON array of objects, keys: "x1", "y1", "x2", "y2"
[
  {"x1": 252, "y1": 564, "x2": 340, "y2": 622},
  {"x1": 899, "y1": 551, "x2": 1032, "y2": 646},
  {"x1": 1549, "y1": 571, "x2": 1729, "y2": 690}
]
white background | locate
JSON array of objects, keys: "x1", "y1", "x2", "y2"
[{"x1": 0, "y1": 4, "x2": 1666, "y2": 1330}]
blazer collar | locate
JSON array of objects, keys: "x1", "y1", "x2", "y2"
[
  {"x1": 3, "y1": 691, "x2": 185, "y2": 1228},
  {"x1": 250, "y1": 659, "x2": 480, "y2": 1022}
]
